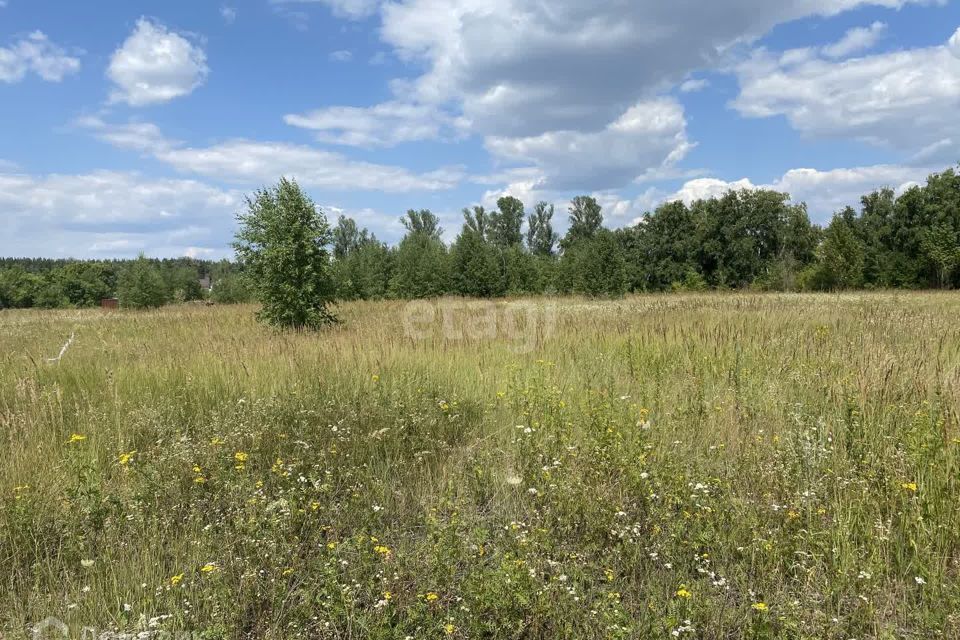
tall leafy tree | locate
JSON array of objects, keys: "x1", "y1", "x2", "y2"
[
  {"x1": 233, "y1": 178, "x2": 337, "y2": 329},
  {"x1": 562, "y1": 196, "x2": 603, "y2": 250},
  {"x1": 118, "y1": 255, "x2": 168, "y2": 309},
  {"x1": 809, "y1": 208, "x2": 865, "y2": 290},
  {"x1": 333, "y1": 215, "x2": 363, "y2": 260},
  {"x1": 401, "y1": 209, "x2": 443, "y2": 240},
  {"x1": 451, "y1": 218, "x2": 503, "y2": 297},
  {"x1": 490, "y1": 196, "x2": 524, "y2": 248},
  {"x1": 390, "y1": 225, "x2": 450, "y2": 299},
  {"x1": 526, "y1": 201, "x2": 559, "y2": 256},
  {"x1": 462, "y1": 206, "x2": 491, "y2": 240}
]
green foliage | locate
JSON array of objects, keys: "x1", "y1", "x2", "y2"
[
  {"x1": 570, "y1": 230, "x2": 628, "y2": 297},
  {"x1": 233, "y1": 178, "x2": 337, "y2": 329},
  {"x1": 808, "y1": 209, "x2": 866, "y2": 290},
  {"x1": 210, "y1": 273, "x2": 252, "y2": 304},
  {"x1": 400, "y1": 209, "x2": 443, "y2": 240},
  {"x1": 526, "y1": 201, "x2": 559, "y2": 257},
  {"x1": 390, "y1": 230, "x2": 451, "y2": 299},
  {"x1": 451, "y1": 226, "x2": 503, "y2": 298},
  {"x1": 490, "y1": 196, "x2": 525, "y2": 248},
  {"x1": 562, "y1": 195, "x2": 603, "y2": 250},
  {"x1": 0, "y1": 267, "x2": 42, "y2": 309},
  {"x1": 117, "y1": 255, "x2": 168, "y2": 309}
]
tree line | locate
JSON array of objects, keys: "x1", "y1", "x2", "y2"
[
  {"x1": 1, "y1": 164, "x2": 958, "y2": 311},
  {"x1": 0, "y1": 257, "x2": 248, "y2": 309},
  {"x1": 330, "y1": 164, "x2": 960, "y2": 299}
]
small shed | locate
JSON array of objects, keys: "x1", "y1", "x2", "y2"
[{"x1": 101, "y1": 298, "x2": 119, "y2": 309}]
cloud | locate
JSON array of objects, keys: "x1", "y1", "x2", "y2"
[
  {"x1": 284, "y1": 100, "x2": 469, "y2": 147},
  {"x1": 79, "y1": 117, "x2": 464, "y2": 193},
  {"x1": 821, "y1": 21, "x2": 886, "y2": 58},
  {"x1": 220, "y1": 6, "x2": 238, "y2": 24},
  {"x1": 270, "y1": 0, "x2": 380, "y2": 20},
  {"x1": 0, "y1": 169, "x2": 240, "y2": 258},
  {"x1": 329, "y1": 49, "x2": 353, "y2": 62},
  {"x1": 484, "y1": 98, "x2": 693, "y2": 190},
  {"x1": 679, "y1": 78, "x2": 710, "y2": 93},
  {"x1": 379, "y1": 0, "x2": 931, "y2": 139},
  {"x1": 108, "y1": 18, "x2": 209, "y2": 106},
  {"x1": 733, "y1": 26, "x2": 960, "y2": 162},
  {"x1": 0, "y1": 31, "x2": 81, "y2": 83}
]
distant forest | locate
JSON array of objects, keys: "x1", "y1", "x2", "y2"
[{"x1": 2, "y1": 164, "x2": 958, "y2": 310}]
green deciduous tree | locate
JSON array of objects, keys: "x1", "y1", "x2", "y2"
[
  {"x1": 526, "y1": 201, "x2": 559, "y2": 257},
  {"x1": 562, "y1": 195, "x2": 603, "y2": 250},
  {"x1": 233, "y1": 178, "x2": 337, "y2": 329},
  {"x1": 118, "y1": 255, "x2": 168, "y2": 309},
  {"x1": 490, "y1": 196, "x2": 524, "y2": 248}
]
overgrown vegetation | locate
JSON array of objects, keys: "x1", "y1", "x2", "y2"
[
  {"x1": 2, "y1": 165, "x2": 958, "y2": 311},
  {"x1": 233, "y1": 178, "x2": 337, "y2": 329},
  {"x1": 1, "y1": 294, "x2": 958, "y2": 638}
]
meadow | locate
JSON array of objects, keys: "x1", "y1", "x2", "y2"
[{"x1": 1, "y1": 293, "x2": 959, "y2": 639}]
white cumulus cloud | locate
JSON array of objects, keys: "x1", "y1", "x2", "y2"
[
  {"x1": 108, "y1": 18, "x2": 209, "y2": 106},
  {"x1": 0, "y1": 31, "x2": 80, "y2": 83},
  {"x1": 733, "y1": 26, "x2": 960, "y2": 162}
]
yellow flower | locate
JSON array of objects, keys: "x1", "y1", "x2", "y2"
[
  {"x1": 118, "y1": 450, "x2": 136, "y2": 466},
  {"x1": 444, "y1": 623, "x2": 456, "y2": 635},
  {"x1": 327, "y1": 541, "x2": 337, "y2": 550},
  {"x1": 234, "y1": 451, "x2": 248, "y2": 470},
  {"x1": 200, "y1": 563, "x2": 217, "y2": 573},
  {"x1": 675, "y1": 588, "x2": 692, "y2": 599},
  {"x1": 373, "y1": 545, "x2": 391, "y2": 556},
  {"x1": 901, "y1": 482, "x2": 918, "y2": 492},
  {"x1": 193, "y1": 475, "x2": 207, "y2": 484},
  {"x1": 605, "y1": 568, "x2": 615, "y2": 582},
  {"x1": 371, "y1": 374, "x2": 380, "y2": 382},
  {"x1": 67, "y1": 433, "x2": 86, "y2": 444},
  {"x1": 382, "y1": 591, "x2": 392, "y2": 600},
  {"x1": 752, "y1": 602, "x2": 769, "y2": 611},
  {"x1": 425, "y1": 592, "x2": 439, "y2": 602},
  {"x1": 170, "y1": 573, "x2": 184, "y2": 586},
  {"x1": 210, "y1": 437, "x2": 223, "y2": 446},
  {"x1": 282, "y1": 567, "x2": 294, "y2": 576}
]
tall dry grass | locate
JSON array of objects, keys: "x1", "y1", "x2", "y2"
[{"x1": 1, "y1": 292, "x2": 958, "y2": 638}]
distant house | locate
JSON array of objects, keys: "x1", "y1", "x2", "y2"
[
  {"x1": 101, "y1": 298, "x2": 119, "y2": 309},
  {"x1": 199, "y1": 275, "x2": 213, "y2": 292}
]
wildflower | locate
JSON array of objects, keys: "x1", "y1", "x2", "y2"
[
  {"x1": 425, "y1": 592, "x2": 440, "y2": 602},
  {"x1": 200, "y1": 563, "x2": 217, "y2": 574},
  {"x1": 374, "y1": 545, "x2": 391, "y2": 556},
  {"x1": 327, "y1": 541, "x2": 337, "y2": 550},
  {"x1": 444, "y1": 623, "x2": 456, "y2": 635},
  {"x1": 282, "y1": 568, "x2": 294, "y2": 576},
  {"x1": 234, "y1": 451, "x2": 248, "y2": 470},
  {"x1": 383, "y1": 591, "x2": 392, "y2": 600},
  {"x1": 118, "y1": 450, "x2": 136, "y2": 466},
  {"x1": 210, "y1": 437, "x2": 223, "y2": 446},
  {"x1": 80, "y1": 559, "x2": 95, "y2": 568},
  {"x1": 901, "y1": 482, "x2": 918, "y2": 492},
  {"x1": 675, "y1": 588, "x2": 692, "y2": 599},
  {"x1": 170, "y1": 574, "x2": 184, "y2": 586},
  {"x1": 371, "y1": 374, "x2": 380, "y2": 382},
  {"x1": 67, "y1": 433, "x2": 86, "y2": 444},
  {"x1": 751, "y1": 602, "x2": 769, "y2": 611},
  {"x1": 915, "y1": 576, "x2": 926, "y2": 585}
]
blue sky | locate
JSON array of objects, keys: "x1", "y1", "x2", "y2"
[{"x1": 1, "y1": 0, "x2": 958, "y2": 258}]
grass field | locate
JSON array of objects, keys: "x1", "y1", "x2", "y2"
[{"x1": 2, "y1": 293, "x2": 959, "y2": 639}]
